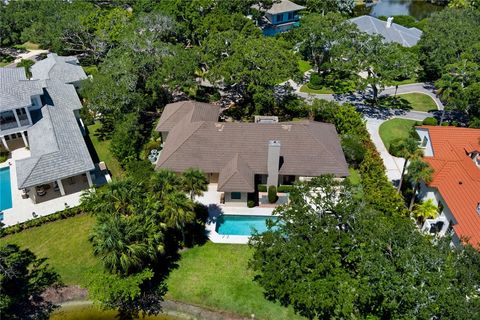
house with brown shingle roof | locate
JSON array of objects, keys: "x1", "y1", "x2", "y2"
[
  {"x1": 155, "y1": 101, "x2": 349, "y2": 206},
  {"x1": 416, "y1": 126, "x2": 480, "y2": 249}
]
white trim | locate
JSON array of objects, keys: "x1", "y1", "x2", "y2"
[
  {"x1": 57, "y1": 179, "x2": 66, "y2": 196},
  {"x1": 20, "y1": 131, "x2": 28, "y2": 147}
]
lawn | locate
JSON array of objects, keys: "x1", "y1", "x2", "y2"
[
  {"x1": 13, "y1": 41, "x2": 41, "y2": 50},
  {"x1": 87, "y1": 122, "x2": 124, "y2": 179},
  {"x1": 391, "y1": 77, "x2": 418, "y2": 86},
  {"x1": 1, "y1": 217, "x2": 303, "y2": 319},
  {"x1": 298, "y1": 59, "x2": 312, "y2": 74},
  {"x1": 398, "y1": 93, "x2": 437, "y2": 112},
  {"x1": 299, "y1": 84, "x2": 334, "y2": 94},
  {"x1": 166, "y1": 242, "x2": 303, "y2": 320},
  {"x1": 0, "y1": 215, "x2": 101, "y2": 287},
  {"x1": 379, "y1": 118, "x2": 421, "y2": 151}
]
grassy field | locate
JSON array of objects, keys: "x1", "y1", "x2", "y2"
[
  {"x1": 1, "y1": 218, "x2": 302, "y2": 319},
  {"x1": 87, "y1": 122, "x2": 124, "y2": 179},
  {"x1": 298, "y1": 59, "x2": 312, "y2": 74},
  {"x1": 379, "y1": 118, "x2": 421, "y2": 151},
  {"x1": 299, "y1": 84, "x2": 334, "y2": 94},
  {"x1": 13, "y1": 41, "x2": 41, "y2": 50},
  {"x1": 398, "y1": 93, "x2": 437, "y2": 112},
  {"x1": 390, "y1": 77, "x2": 418, "y2": 86},
  {"x1": 166, "y1": 242, "x2": 302, "y2": 320},
  {"x1": 0, "y1": 215, "x2": 101, "y2": 287}
]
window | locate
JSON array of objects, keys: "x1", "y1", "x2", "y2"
[
  {"x1": 276, "y1": 14, "x2": 284, "y2": 23},
  {"x1": 231, "y1": 192, "x2": 242, "y2": 200},
  {"x1": 420, "y1": 136, "x2": 428, "y2": 148},
  {"x1": 288, "y1": 12, "x2": 294, "y2": 21}
]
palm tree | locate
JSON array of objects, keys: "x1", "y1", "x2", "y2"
[
  {"x1": 407, "y1": 159, "x2": 434, "y2": 211},
  {"x1": 182, "y1": 168, "x2": 208, "y2": 200},
  {"x1": 81, "y1": 180, "x2": 141, "y2": 216},
  {"x1": 160, "y1": 191, "x2": 195, "y2": 245},
  {"x1": 150, "y1": 169, "x2": 182, "y2": 200},
  {"x1": 412, "y1": 199, "x2": 438, "y2": 224},
  {"x1": 89, "y1": 215, "x2": 158, "y2": 275},
  {"x1": 389, "y1": 137, "x2": 423, "y2": 193}
]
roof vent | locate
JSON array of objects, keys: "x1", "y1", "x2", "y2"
[
  {"x1": 459, "y1": 181, "x2": 463, "y2": 185},
  {"x1": 477, "y1": 203, "x2": 480, "y2": 216},
  {"x1": 386, "y1": 17, "x2": 394, "y2": 28}
]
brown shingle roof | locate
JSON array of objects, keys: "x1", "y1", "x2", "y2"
[
  {"x1": 155, "y1": 100, "x2": 220, "y2": 133},
  {"x1": 156, "y1": 117, "x2": 349, "y2": 180},
  {"x1": 218, "y1": 154, "x2": 255, "y2": 192}
]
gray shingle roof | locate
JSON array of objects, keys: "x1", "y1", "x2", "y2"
[
  {"x1": 31, "y1": 53, "x2": 87, "y2": 84},
  {"x1": 349, "y1": 15, "x2": 422, "y2": 47},
  {"x1": 0, "y1": 68, "x2": 43, "y2": 111},
  {"x1": 156, "y1": 100, "x2": 220, "y2": 133},
  {"x1": 253, "y1": 0, "x2": 305, "y2": 14},
  {"x1": 156, "y1": 102, "x2": 349, "y2": 191},
  {"x1": 218, "y1": 154, "x2": 255, "y2": 192}
]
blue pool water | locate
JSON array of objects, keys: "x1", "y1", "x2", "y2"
[
  {"x1": 0, "y1": 167, "x2": 12, "y2": 211},
  {"x1": 216, "y1": 215, "x2": 278, "y2": 236}
]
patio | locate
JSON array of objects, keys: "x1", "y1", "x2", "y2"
[{"x1": 0, "y1": 147, "x2": 107, "y2": 227}]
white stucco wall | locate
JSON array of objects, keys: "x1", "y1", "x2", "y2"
[{"x1": 224, "y1": 192, "x2": 248, "y2": 207}]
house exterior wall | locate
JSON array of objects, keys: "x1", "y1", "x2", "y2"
[
  {"x1": 224, "y1": 192, "x2": 248, "y2": 207},
  {"x1": 416, "y1": 128, "x2": 434, "y2": 156},
  {"x1": 270, "y1": 11, "x2": 299, "y2": 25}
]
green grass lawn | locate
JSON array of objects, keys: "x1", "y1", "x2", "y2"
[
  {"x1": 379, "y1": 118, "x2": 421, "y2": 151},
  {"x1": 0, "y1": 215, "x2": 101, "y2": 287},
  {"x1": 87, "y1": 122, "x2": 124, "y2": 179},
  {"x1": 397, "y1": 93, "x2": 438, "y2": 112},
  {"x1": 298, "y1": 59, "x2": 312, "y2": 74},
  {"x1": 390, "y1": 77, "x2": 418, "y2": 86},
  {"x1": 13, "y1": 41, "x2": 41, "y2": 50},
  {"x1": 299, "y1": 84, "x2": 334, "y2": 94},
  {"x1": 166, "y1": 242, "x2": 303, "y2": 320}
]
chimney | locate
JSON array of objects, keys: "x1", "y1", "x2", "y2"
[
  {"x1": 267, "y1": 140, "x2": 281, "y2": 187},
  {"x1": 386, "y1": 17, "x2": 394, "y2": 28}
]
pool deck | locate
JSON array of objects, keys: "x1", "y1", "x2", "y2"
[
  {"x1": 0, "y1": 148, "x2": 99, "y2": 227},
  {"x1": 205, "y1": 205, "x2": 275, "y2": 244}
]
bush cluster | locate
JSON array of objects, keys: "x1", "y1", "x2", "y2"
[
  {"x1": 268, "y1": 186, "x2": 278, "y2": 204},
  {"x1": 2, "y1": 207, "x2": 83, "y2": 236},
  {"x1": 422, "y1": 117, "x2": 438, "y2": 126}
]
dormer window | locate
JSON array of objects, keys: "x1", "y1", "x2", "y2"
[{"x1": 477, "y1": 202, "x2": 480, "y2": 216}]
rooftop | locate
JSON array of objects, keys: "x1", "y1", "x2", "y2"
[
  {"x1": 156, "y1": 101, "x2": 349, "y2": 192},
  {"x1": 419, "y1": 126, "x2": 480, "y2": 249},
  {"x1": 0, "y1": 68, "x2": 43, "y2": 111},
  {"x1": 31, "y1": 53, "x2": 87, "y2": 84},
  {"x1": 349, "y1": 15, "x2": 422, "y2": 47},
  {"x1": 252, "y1": 0, "x2": 305, "y2": 15}
]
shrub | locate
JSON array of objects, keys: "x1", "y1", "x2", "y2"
[
  {"x1": 277, "y1": 185, "x2": 294, "y2": 193},
  {"x1": 422, "y1": 117, "x2": 438, "y2": 126},
  {"x1": 1, "y1": 207, "x2": 83, "y2": 237},
  {"x1": 307, "y1": 73, "x2": 324, "y2": 90},
  {"x1": 258, "y1": 184, "x2": 267, "y2": 192},
  {"x1": 268, "y1": 185, "x2": 278, "y2": 204},
  {"x1": 0, "y1": 151, "x2": 9, "y2": 163},
  {"x1": 247, "y1": 200, "x2": 255, "y2": 208}
]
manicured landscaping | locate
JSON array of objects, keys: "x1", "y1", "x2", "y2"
[
  {"x1": 398, "y1": 93, "x2": 437, "y2": 112},
  {"x1": 87, "y1": 122, "x2": 124, "y2": 179},
  {"x1": 379, "y1": 118, "x2": 421, "y2": 151},
  {"x1": 298, "y1": 59, "x2": 312, "y2": 74},
  {"x1": 348, "y1": 167, "x2": 361, "y2": 186},
  {"x1": 390, "y1": 77, "x2": 418, "y2": 86},
  {"x1": 0, "y1": 214, "x2": 101, "y2": 287},
  {"x1": 299, "y1": 84, "x2": 334, "y2": 94},
  {"x1": 166, "y1": 242, "x2": 302, "y2": 320}
]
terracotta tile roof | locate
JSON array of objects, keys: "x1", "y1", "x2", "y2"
[{"x1": 419, "y1": 126, "x2": 480, "y2": 248}]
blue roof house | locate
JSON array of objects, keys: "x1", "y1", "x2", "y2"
[{"x1": 252, "y1": 0, "x2": 306, "y2": 36}]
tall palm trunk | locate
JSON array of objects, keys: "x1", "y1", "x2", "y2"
[
  {"x1": 409, "y1": 183, "x2": 418, "y2": 211},
  {"x1": 398, "y1": 158, "x2": 408, "y2": 193}
]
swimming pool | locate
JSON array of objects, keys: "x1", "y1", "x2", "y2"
[
  {"x1": 0, "y1": 167, "x2": 12, "y2": 211},
  {"x1": 215, "y1": 215, "x2": 278, "y2": 236}
]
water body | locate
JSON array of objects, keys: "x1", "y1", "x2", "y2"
[{"x1": 354, "y1": 0, "x2": 444, "y2": 20}]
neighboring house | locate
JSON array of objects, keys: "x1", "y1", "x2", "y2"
[
  {"x1": 252, "y1": 0, "x2": 306, "y2": 36},
  {"x1": 416, "y1": 126, "x2": 480, "y2": 249},
  {"x1": 155, "y1": 100, "x2": 349, "y2": 207},
  {"x1": 0, "y1": 55, "x2": 95, "y2": 204},
  {"x1": 349, "y1": 15, "x2": 422, "y2": 47}
]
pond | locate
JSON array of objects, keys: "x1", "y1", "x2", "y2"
[
  {"x1": 50, "y1": 303, "x2": 183, "y2": 320},
  {"x1": 354, "y1": 0, "x2": 444, "y2": 20}
]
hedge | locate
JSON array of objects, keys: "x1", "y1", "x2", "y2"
[
  {"x1": 258, "y1": 184, "x2": 293, "y2": 193},
  {"x1": 268, "y1": 186, "x2": 278, "y2": 204},
  {"x1": 258, "y1": 184, "x2": 267, "y2": 192},
  {"x1": 1, "y1": 206, "x2": 84, "y2": 237},
  {"x1": 422, "y1": 117, "x2": 438, "y2": 126}
]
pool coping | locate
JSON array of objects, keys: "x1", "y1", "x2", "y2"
[{"x1": 205, "y1": 205, "x2": 275, "y2": 244}]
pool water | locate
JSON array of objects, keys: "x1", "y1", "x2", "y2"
[
  {"x1": 215, "y1": 215, "x2": 278, "y2": 236},
  {"x1": 0, "y1": 167, "x2": 12, "y2": 211}
]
